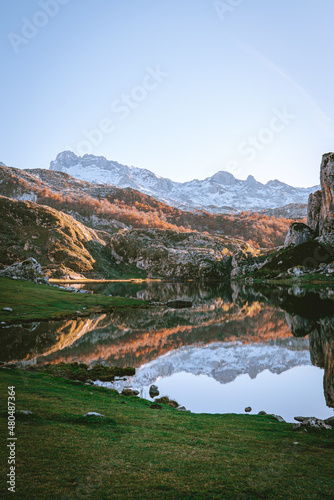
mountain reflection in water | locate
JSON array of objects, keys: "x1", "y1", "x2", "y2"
[{"x1": 1, "y1": 281, "x2": 333, "y2": 413}]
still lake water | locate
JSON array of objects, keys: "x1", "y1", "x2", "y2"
[{"x1": 2, "y1": 281, "x2": 334, "y2": 423}]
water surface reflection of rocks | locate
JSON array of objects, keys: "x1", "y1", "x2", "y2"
[
  {"x1": 252, "y1": 283, "x2": 334, "y2": 408},
  {"x1": 1, "y1": 281, "x2": 333, "y2": 409}
]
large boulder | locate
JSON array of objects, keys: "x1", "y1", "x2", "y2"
[
  {"x1": 284, "y1": 222, "x2": 315, "y2": 247},
  {"x1": 308, "y1": 153, "x2": 334, "y2": 250},
  {"x1": 0, "y1": 257, "x2": 48, "y2": 283}
]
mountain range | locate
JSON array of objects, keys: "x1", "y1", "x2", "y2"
[{"x1": 50, "y1": 151, "x2": 320, "y2": 213}]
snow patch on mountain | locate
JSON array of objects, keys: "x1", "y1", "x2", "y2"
[{"x1": 50, "y1": 151, "x2": 320, "y2": 212}]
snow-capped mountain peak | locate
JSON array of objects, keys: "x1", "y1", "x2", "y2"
[{"x1": 49, "y1": 151, "x2": 320, "y2": 213}]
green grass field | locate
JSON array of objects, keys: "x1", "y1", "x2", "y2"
[
  {"x1": 0, "y1": 369, "x2": 333, "y2": 499},
  {"x1": 0, "y1": 278, "x2": 147, "y2": 323}
]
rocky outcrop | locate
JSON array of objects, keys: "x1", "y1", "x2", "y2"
[
  {"x1": 0, "y1": 195, "x2": 112, "y2": 279},
  {"x1": 109, "y1": 228, "x2": 258, "y2": 279},
  {"x1": 284, "y1": 222, "x2": 315, "y2": 247},
  {"x1": 0, "y1": 258, "x2": 48, "y2": 283},
  {"x1": 308, "y1": 153, "x2": 334, "y2": 249},
  {"x1": 293, "y1": 417, "x2": 332, "y2": 431},
  {"x1": 308, "y1": 190, "x2": 322, "y2": 235}
]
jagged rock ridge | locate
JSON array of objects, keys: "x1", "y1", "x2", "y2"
[{"x1": 49, "y1": 151, "x2": 319, "y2": 212}]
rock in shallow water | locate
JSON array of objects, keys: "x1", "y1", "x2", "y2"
[
  {"x1": 166, "y1": 300, "x2": 193, "y2": 309},
  {"x1": 149, "y1": 384, "x2": 159, "y2": 397}
]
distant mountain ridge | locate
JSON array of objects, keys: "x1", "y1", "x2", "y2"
[
  {"x1": 0, "y1": 163, "x2": 303, "y2": 248},
  {"x1": 50, "y1": 151, "x2": 320, "y2": 212}
]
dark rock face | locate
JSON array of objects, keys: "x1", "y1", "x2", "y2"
[
  {"x1": 284, "y1": 222, "x2": 315, "y2": 247},
  {"x1": 308, "y1": 153, "x2": 334, "y2": 249},
  {"x1": 308, "y1": 190, "x2": 322, "y2": 235}
]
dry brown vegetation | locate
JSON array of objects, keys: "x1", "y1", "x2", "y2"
[{"x1": 5, "y1": 176, "x2": 303, "y2": 248}]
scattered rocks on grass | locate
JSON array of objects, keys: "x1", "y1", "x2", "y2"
[
  {"x1": 294, "y1": 416, "x2": 310, "y2": 423},
  {"x1": 18, "y1": 410, "x2": 33, "y2": 415},
  {"x1": 149, "y1": 403, "x2": 162, "y2": 410},
  {"x1": 245, "y1": 407, "x2": 252, "y2": 413},
  {"x1": 83, "y1": 412, "x2": 106, "y2": 418},
  {"x1": 177, "y1": 406, "x2": 189, "y2": 412},
  {"x1": 121, "y1": 388, "x2": 139, "y2": 397},
  {"x1": 155, "y1": 396, "x2": 179, "y2": 408},
  {"x1": 293, "y1": 417, "x2": 332, "y2": 431},
  {"x1": 270, "y1": 415, "x2": 286, "y2": 423},
  {"x1": 2, "y1": 308, "x2": 13, "y2": 312},
  {"x1": 258, "y1": 411, "x2": 267, "y2": 416},
  {"x1": 84, "y1": 411, "x2": 106, "y2": 418},
  {"x1": 0, "y1": 258, "x2": 49, "y2": 284},
  {"x1": 287, "y1": 266, "x2": 305, "y2": 277}
]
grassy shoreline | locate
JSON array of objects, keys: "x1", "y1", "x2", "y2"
[
  {"x1": 0, "y1": 368, "x2": 333, "y2": 499},
  {"x1": 0, "y1": 278, "x2": 148, "y2": 324},
  {"x1": 2, "y1": 274, "x2": 334, "y2": 325}
]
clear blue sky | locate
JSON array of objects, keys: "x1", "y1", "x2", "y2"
[{"x1": 1, "y1": 0, "x2": 334, "y2": 187}]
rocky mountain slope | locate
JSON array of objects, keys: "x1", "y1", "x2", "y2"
[
  {"x1": 0, "y1": 195, "x2": 258, "y2": 280},
  {"x1": 0, "y1": 195, "x2": 113, "y2": 279},
  {"x1": 109, "y1": 228, "x2": 258, "y2": 279},
  {"x1": 50, "y1": 151, "x2": 319, "y2": 212},
  {"x1": 0, "y1": 164, "x2": 299, "y2": 248}
]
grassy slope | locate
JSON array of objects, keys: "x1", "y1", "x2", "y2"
[
  {"x1": 0, "y1": 278, "x2": 146, "y2": 323},
  {"x1": 0, "y1": 370, "x2": 333, "y2": 499}
]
